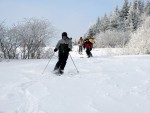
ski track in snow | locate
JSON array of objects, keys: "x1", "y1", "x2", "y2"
[{"x1": 0, "y1": 48, "x2": 150, "y2": 113}]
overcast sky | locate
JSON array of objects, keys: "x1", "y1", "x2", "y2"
[{"x1": 0, "y1": 0, "x2": 137, "y2": 40}]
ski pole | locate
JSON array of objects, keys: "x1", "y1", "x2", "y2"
[
  {"x1": 42, "y1": 52, "x2": 55, "y2": 74},
  {"x1": 69, "y1": 54, "x2": 79, "y2": 73}
]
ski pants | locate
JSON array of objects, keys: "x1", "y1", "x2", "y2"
[
  {"x1": 79, "y1": 45, "x2": 83, "y2": 53},
  {"x1": 54, "y1": 52, "x2": 69, "y2": 70},
  {"x1": 86, "y1": 48, "x2": 92, "y2": 57}
]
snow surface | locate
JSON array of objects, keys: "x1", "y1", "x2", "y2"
[{"x1": 0, "y1": 46, "x2": 150, "y2": 113}]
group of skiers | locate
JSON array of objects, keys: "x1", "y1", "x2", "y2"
[
  {"x1": 77, "y1": 37, "x2": 95, "y2": 57},
  {"x1": 53, "y1": 32, "x2": 95, "y2": 75}
]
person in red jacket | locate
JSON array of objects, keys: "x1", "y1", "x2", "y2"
[{"x1": 83, "y1": 39, "x2": 93, "y2": 58}]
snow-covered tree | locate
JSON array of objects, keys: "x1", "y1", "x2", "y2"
[
  {"x1": 95, "y1": 17, "x2": 101, "y2": 34},
  {"x1": 127, "y1": 16, "x2": 150, "y2": 54},
  {"x1": 100, "y1": 14, "x2": 110, "y2": 32},
  {"x1": 95, "y1": 30, "x2": 130, "y2": 48},
  {"x1": 85, "y1": 0, "x2": 150, "y2": 50},
  {"x1": 84, "y1": 24, "x2": 96, "y2": 38},
  {"x1": 117, "y1": 0, "x2": 130, "y2": 31},
  {"x1": 0, "y1": 22, "x2": 7, "y2": 59},
  {"x1": 0, "y1": 18, "x2": 55, "y2": 59},
  {"x1": 109, "y1": 6, "x2": 120, "y2": 30},
  {"x1": 137, "y1": 0, "x2": 145, "y2": 15},
  {"x1": 127, "y1": 3, "x2": 136, "y2": 31},
  {"x1": 3, "y1": 27, "x2": 22, "y2": 59},
  {"x1": 145, "y1": 1, "x2": 150, "y2": 16},
  {"x1": 15, "y1": 18, "x2": 55, "y2": 59},
  {"x1": 120, "y1": 0, "x2": 130, "y2": 20}
]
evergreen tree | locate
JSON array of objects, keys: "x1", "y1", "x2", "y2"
[
  {"x1": 127, "y1": 3, "x2": 134, "y2": 31},
  {"x1": 120, "y1": 0, "x2": 130, "y2": 20},
  {"x1": 85, "y1": 25, "x2": 96, "y2": 38},
  {"x1": 137, "y1": 0, "x2": 145, "y2": 15},
  {"x1": 145, "y1": 1, "x2": 150, "y2": 16},
  {"x1": 100, "y1": 14, "x2": 110, "y2": 32},
  {"x1": 118, "y1": 0, "x2": 130, "y2": 31},
  {"x1": 110, "y1": 6, "x2": 120, "y2": 30},
  {"x1": 85, "y1": 0, "x2": 149, "y2": 48},
  {"x1": 133, "y1": 0, "x2": 141, "y2": 30},
  {"x1": 95, "y1": 17, "x2": 101, "y2": 34}
]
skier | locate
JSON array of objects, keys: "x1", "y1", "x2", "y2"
[
  {"x1": 83, "y1": 38, "x2": 93, "y2": 58},
  {"x1": 53, "y1": 32, "x2": 72, "y2": 74},
  {"x1": 77, "y1": 37, "x2": 84, "y2": 54}
]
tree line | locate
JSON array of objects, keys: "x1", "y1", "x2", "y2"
[{"x1": 85, "y1": 0, "x2": 150, "y2": 50}]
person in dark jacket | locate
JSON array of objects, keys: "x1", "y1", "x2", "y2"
[
  {"x1": 53, "y1": 32, "x2": 72, "y2": 74},
  {"x1": 83, "y1": 39, "x2": 93, "y2": 58}
]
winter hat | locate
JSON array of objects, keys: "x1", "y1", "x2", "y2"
[{"x1": 62, "y1": 32, "x2": 67, "y2": 38}]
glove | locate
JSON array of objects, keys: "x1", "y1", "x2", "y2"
[
  {"x1": 68, "y1": 48, "x2": 71, "y2": 52},
  {"x1": 54, "y1": 48, "x2": 57, "y2": 52}
]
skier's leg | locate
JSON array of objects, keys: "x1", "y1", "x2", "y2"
[
  {"x1": 59, "y1": 53, "x2": 69, "y2": 74},
  {"x1": 54, "y1": 53, "x2": 63, "y2": 71},
  {"x1": 79, "y1": 46, "x2": 81, "y2": 54},
  {"x1": 79, "y1": 46, "x2": 82, "y2": 54},
  {"x1": 81, "y1": 46, "x2": 83, "y2": 54},
  {"x1": 89, "y1": 48, "x2": 93, "y2": 57},
  {"x1": 86, "y1": 49, "x2": 90, "y2": 57}
]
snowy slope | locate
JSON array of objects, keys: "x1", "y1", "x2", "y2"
[{"x1": 0, "y1": 47, "x2": 150, "y2": 113}]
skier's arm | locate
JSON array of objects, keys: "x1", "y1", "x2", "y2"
[
  {"x1": 56, "y1": 40, "x2": 61, "y2": 49},
  {"x1": 54, "y1": 40, "x2": 60, "y2": 52},
  {"x1": 68, "y1": 40, "x2": 72, "y2": 51}
]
